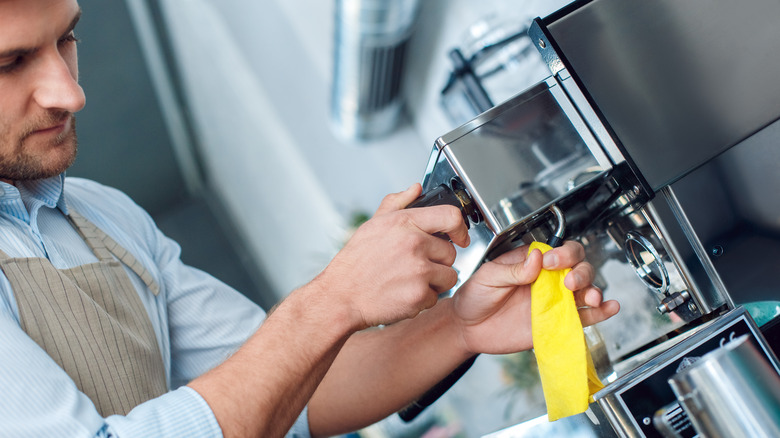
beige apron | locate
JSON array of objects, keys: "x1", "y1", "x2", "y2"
[{"x1": 0, "y1": 210, "x2": 167, "y2": 416}]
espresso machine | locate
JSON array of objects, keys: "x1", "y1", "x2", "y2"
[{"x1": 407, "y1": 0, "x2": 780, "y2": 436}]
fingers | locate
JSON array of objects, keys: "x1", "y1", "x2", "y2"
[
  {"x1": 493, "y1": 240, "x2": 587, "y2": 273},
  {"x1": 428, "y1": 264, "x2": 460, "y2": 295},
  {"x1": 573, "y1": 285, "x2": 620, "y2": 326},
  {"x1": 491, "y1": 240, "x2": 592, "y2": 290},
  {"x1": 374, "y1": 184, "x2": 422, "y2": 215},
  {"x1": 404, "y1": 205, "x2": 470, "y2": 248},
  {"x1": 476, "y1": 248, "x2": 543, "y2": 288},
  {"x1": 425, "y1": 236, "x2": 458, "y2": 266},
  {"x1": 488, "y1": 245, "x2": 529, "y2": 265},
  {"x1": 564, "y1": 261, "x2": 595, "y2": 292},
  {"x1": 542, "y1": 240, "x2": 586, "y2": 270},
  {"x1": 573, "y1": 286, "x2": 604, "y2": 308},
  {"x1": 578, "y1": 300, "x2": 620, "y2": 327},
  {"x1": 375, "y1": 184, "x2": 471, "y2": 248}
]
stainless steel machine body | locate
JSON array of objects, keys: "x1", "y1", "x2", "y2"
[{"x1": 418, "y1": 0, "x2": 780, "y2": 436}]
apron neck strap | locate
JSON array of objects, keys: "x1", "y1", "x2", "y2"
[{"x1": 68, "y1": 209, "x2": 160, "y2": 296}]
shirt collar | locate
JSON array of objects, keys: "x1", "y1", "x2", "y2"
[{"x1": 0, "y1": 173, "x2": 69, "y2": 216}]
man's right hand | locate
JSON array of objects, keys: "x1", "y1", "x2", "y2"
[{"x1": 312, "y1": 183, "x2": 470, "y2": 330}]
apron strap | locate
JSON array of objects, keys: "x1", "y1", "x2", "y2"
[{"x1": 68, "y1": 210, "x2": 160, "y2": 296}]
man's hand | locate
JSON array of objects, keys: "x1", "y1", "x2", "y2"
[
  {"x1": 306, "y1": 207, "x2": 616, "y2": 437},
  {"x1": 312, "y1": 184, "x2": 470, "y2": 330},
  {"x1": 452, "y1": 240, "x2": 619, "y2": 356}
]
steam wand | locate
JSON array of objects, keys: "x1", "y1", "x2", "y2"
[{"x1": 546, "y1": 205, "x2": 566, "y2": 248}]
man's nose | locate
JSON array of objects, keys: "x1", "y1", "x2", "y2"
[{"x1": 32, "y1": 50, "x2": 86, "y2": 114}]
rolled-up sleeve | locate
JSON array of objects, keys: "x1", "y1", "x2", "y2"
[{"x1": 104, "y1": 387, "x2": 222, "y2": 437}]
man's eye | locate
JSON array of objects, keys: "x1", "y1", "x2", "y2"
[
  {"x1": 59, "y1": 32, "x2": 80, "y2": 45},
  {"x1": 0, "y1": 57, "x2": 23, "y2": 74}
]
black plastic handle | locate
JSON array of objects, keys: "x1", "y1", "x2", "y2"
[
  {"x1": 406, "y1": 183, "x2": 471, "y2": 240},
  {"x1": 406, "y1": 184, "x2": 463, "y2": 213},
  {"x1": 407, "y1": 181, "x2": 478, "y2": 226},
  {"x1": 398, "y1": 355, "x2": 478, "y2": 422}
]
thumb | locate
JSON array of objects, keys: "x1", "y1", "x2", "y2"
[
  {"x1": 479, "y1": 248, "x2": 543, "y2": 288},
  {"x1": 375, "y1": 183, "x2": 423, "y2": 215}
]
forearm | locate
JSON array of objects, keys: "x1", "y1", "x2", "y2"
[
  {"x1": 186, "y1": 186, "x2": 475, "y2": 437},
  {"x1": 308, "y1": 298, "x2": 472, "y2": 437},
  {"x1": 188, "y1": 283, "x2": 357, "y2": 438}
]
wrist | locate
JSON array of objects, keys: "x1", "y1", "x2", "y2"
[
  {"x1": 437, "y1": 297, "x2": 477, "y2": 359},
  {"x1": 292, "y1": 276, "x2": 366, "y2": 335}
]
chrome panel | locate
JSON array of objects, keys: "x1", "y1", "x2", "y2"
[{"x1": 543, "y1": 0, "x2": 780, "y2": 191}]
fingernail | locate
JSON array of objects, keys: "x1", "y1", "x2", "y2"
[
  {"x1": 524, "y1": 251, "x2": 535, "y2": 267},
  {"x1": 543, "y1": 252, "x2": 558, "y2": 269}
]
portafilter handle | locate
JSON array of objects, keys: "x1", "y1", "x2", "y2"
[{"x1": 406, "y1": 179, "x2": 479, "y2": 230}]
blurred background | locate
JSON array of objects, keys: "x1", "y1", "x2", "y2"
[{"x1": 71, "y1": 0, "x2": 576, "y2": 436}]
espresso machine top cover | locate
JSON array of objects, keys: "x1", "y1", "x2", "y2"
[{"x1": 536, "y1": 0, "x2": 780, "y2": 192}]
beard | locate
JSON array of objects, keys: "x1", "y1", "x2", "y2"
[{"x1": 0, "y1": 112, "x2": 79, "y2": 182}]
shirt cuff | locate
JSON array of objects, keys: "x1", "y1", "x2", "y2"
[
  {"x1": 105, "y1": 387, "x2": 311, "y2": 438},
  {"x1": 105, "y1": 386, "x2": 221, "y2": 437}
]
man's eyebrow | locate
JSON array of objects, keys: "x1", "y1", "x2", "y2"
[
  {"x1": 0, "y1": 8, "x2": 83, "y2": 60},
  {"x1": 0, "y1": 47, "x2": 37, "y2": 60}
]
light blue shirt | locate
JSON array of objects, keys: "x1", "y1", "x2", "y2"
[{"x1": 0, "y1": 174, "x2": 310, "y2": 438}]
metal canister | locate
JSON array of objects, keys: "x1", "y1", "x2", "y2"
[{"x1": 668, "y1": 335, "x2": 780, "y2": 438}]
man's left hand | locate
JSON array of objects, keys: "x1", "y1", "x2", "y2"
[{"x1": 451, "y1": 240, "x2": 620, "y2": 356}]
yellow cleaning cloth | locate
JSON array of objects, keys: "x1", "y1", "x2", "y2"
[{"x1": 529, "y1": 241, "x2": 604, "y2": 421}]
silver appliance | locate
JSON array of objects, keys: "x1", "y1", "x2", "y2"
[{"x1": 404, "y1": 0, "x2": 780, "y2": 436}]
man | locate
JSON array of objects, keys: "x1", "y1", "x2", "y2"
[{"x1": 0, "y1": 0, "x2": 619, "y2": 437}]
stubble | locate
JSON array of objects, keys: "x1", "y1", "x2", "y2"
[{"x1": 0, "y1": 111, "x2": 79, "y2": 182}]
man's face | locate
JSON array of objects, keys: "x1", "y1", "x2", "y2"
[{"x1": 0, "y1": 0, "x2": 85, "y2": 184}]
